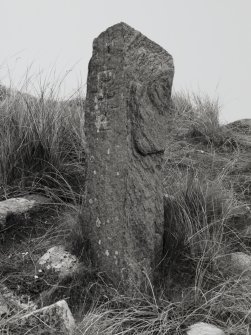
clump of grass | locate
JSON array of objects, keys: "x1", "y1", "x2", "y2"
[
  {"x1": 0, "y1": 79, "x2": 86, "y2": 203},
  {"x1": 163, "y1": 169, "x2": 239, "y2": 261},
  {"x1": 73, "y1": 273, "x2": 251, "y2": 335},
  {"x1": 171, "y1": 92, "x2": 237, "y2": 148}
]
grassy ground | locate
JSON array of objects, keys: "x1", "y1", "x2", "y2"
[{"x1": 0, "y1": 84, "x2": 251, "y2": 334}]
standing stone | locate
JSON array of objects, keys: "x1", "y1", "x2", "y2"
[{"x1": 84, "y1": 22, "x2": 174, "y2": 292}]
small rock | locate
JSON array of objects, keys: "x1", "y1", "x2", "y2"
[
  {"x1": 0, "y1": 194, "x2": 51, "y2": 228},
  {"x1": 230, "y1": 252, "x2": 251, "y2": 274},
  {"x1": 216, "y1": 252, "x2": 251, "y2": 278},
  {"x1": 187, "y1": 322, "x2": 225, "y2": 335},
  {"x1": 0, "y1": 283, "x2": 36, "y2": 318},
  {"x1": 38, "y1": 245, "x2": 79, "y2": 278},
  {"x1": 7, "y1": 300, "x2": 75, "y2": 334},
  {"x1": 0, "y1": 295, "x2": 9, "y2": 317}
]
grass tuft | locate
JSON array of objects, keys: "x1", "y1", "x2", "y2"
[
  {"x1": 171, "y1": 92, "x2": 238, "y2": 148},
  {"x1": 0, "y1": 79, "x2": 86, "y2": 203}
]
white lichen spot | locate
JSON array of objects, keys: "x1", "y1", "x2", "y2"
[
  {"x1": 116, "y1": 172, "x2": 120, "y2": 176},
  {"x1": 115, "y1": 251, "x2": 119, "y2": 256},
  {"x1": 107, "y1": 148, "x2": 110, "y2": 155},
  {"x1": 96, "y1": 217, "x2": 101, "y2": 228},
  {"x1": 89, "y1": 199, "x2": 93, "y2": 204},
  {"x1": 98, "y1": 240, "x2": 101, "y2": 245},
  {"x1": 107, "y1": 219, "x2": 110, "y2": 224},
  {"x1": 94, "y1": 96, "x2": 99, "y2": 112},
  {"x1": 95, "y1": 114, "x2": 108, "y2": 133},
  {"x1": 115, "y1": 259, "x2": 118, "y2": 266},
  {"x1": 93, "y1": 170, "x2": 97, "y2": 175},
  {"x1": 98, "y1": 90, "x2": 104, "y2": 100},
  {"x1": 105, "y1": 250, "x2": 110, "y2": 257}
]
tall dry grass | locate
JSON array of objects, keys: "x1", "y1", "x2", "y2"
[
  {"x1": 171, "y1": 91, "x2": 238, "y2": 148},
  {"x1": 0, "y1": 79, "x2": 86, "y2": 203}
]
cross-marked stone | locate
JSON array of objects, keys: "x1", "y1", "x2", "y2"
[{"x1": 84, "y1": 22, "x2": 174, "y2": 292}]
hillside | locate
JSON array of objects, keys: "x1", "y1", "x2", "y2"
[{"x1": 0, "y1": 82, "x2": 250, "y2": 334}]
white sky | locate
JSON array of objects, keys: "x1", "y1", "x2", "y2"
[{"x1": 0, "y1": 0, "x2": 250, "y2": 123}]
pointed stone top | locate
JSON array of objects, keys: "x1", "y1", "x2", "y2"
[
  {"x1": 95, "y1": 22, "x2": 136, "y2": 41},
  {"x1": 85, "y1": 21, "x2": 174, "y2": 293},
  {"x1": 102, "y1": 22, "x2": 133, "y2": 31},
  {"x1": 108, "y1": 22, "x2": 132, "y2": 29},
  {"x1": 93, "y1": 22, "x2": 173, "y2": 62}
]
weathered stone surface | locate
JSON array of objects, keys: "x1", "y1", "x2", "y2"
[
  {"x1": 187, "y1": 322, "x2": 225, "y2": 335},
  {"x1": 0, "y1": 194, "x2": 51, "y2": 228},
  {"x1": 38, "y1": 245, "x2": 79, "y2": 278},
  {"x1": 83, "y1": 22, "x2": 174, "y2": 291},
  {"x1": 7, "y1": 300, "x2": 75, "y2": 334}
]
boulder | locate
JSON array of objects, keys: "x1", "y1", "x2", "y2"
[
  {"x1": 0, "y1": 194, "x2": 51, "y2": 229},
  {"x1": 187, "y1": 322, "x2": 225, "y2": 335},
  {"x1": 83, "y1": 22, "x2": 174, "y2": 292},
  {"x1": 38, "y1": 245, "x2": 79, "y2": 278},
  {"x1": 6, "y1": 300, "x2": 75, "y2": 334}
]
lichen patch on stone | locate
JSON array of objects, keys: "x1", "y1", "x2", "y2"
[
  {"x1": 105, "y1": 250, "x2": 110, "y2": 257},
  {"x1": 96, "y1": 217, "x2": 101, "y2": 228}
]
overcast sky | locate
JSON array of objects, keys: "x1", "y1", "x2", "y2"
[{"x1": 0, "y1": 0, "x2": 250, "y2": 123}]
